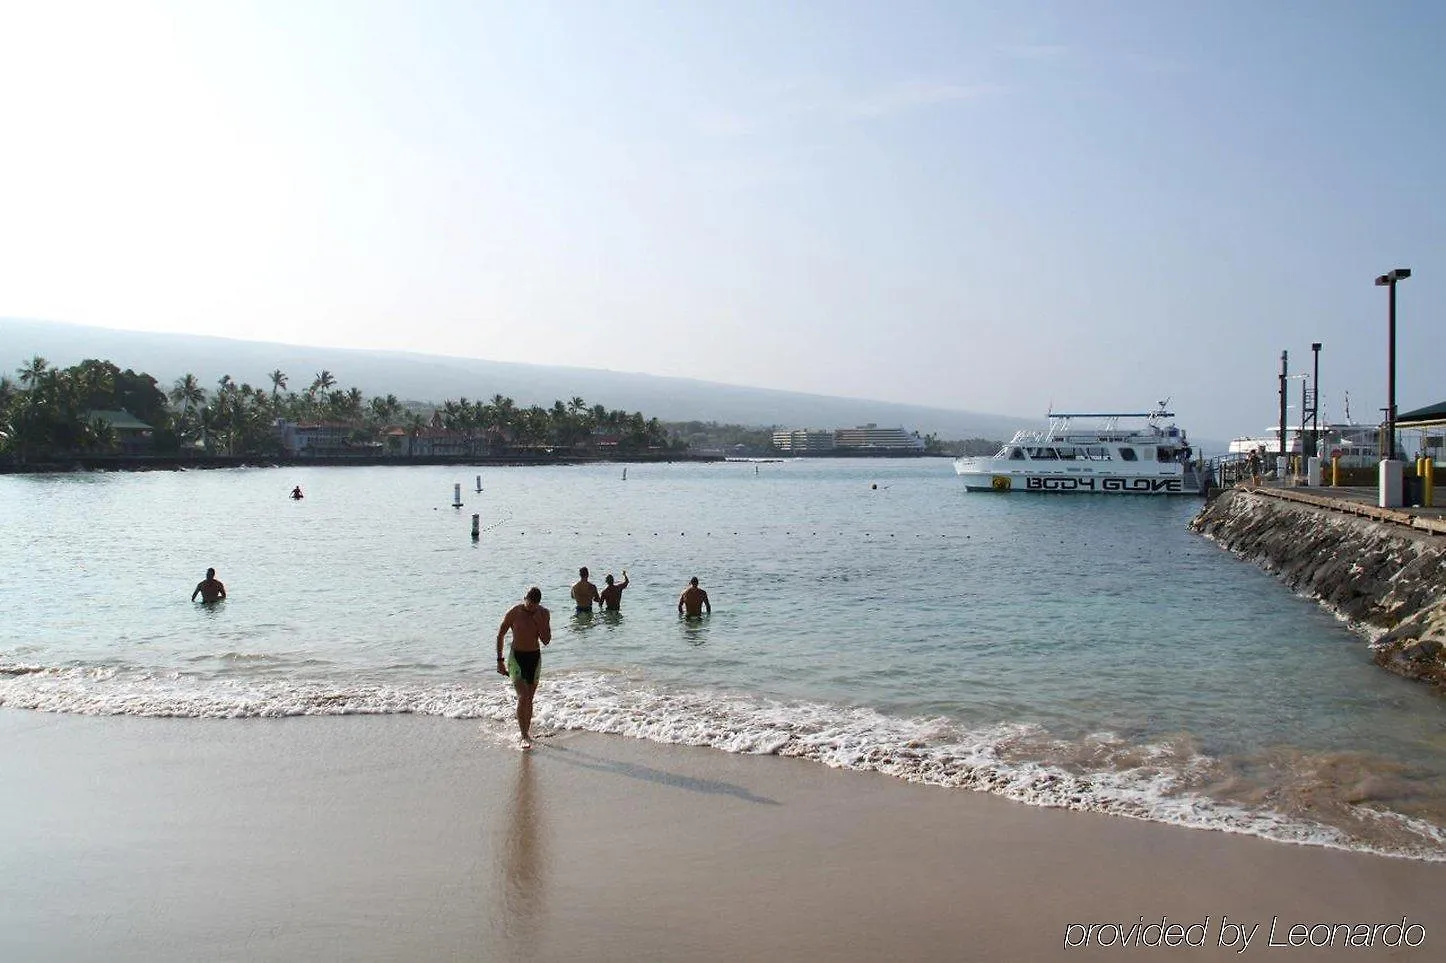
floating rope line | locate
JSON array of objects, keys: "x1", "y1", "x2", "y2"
[
  {"x1": 504, "y1": 530, "x2": 966, "y2": 538},
  {"x1": 472, "y1": 509, "x2": 513, "y2": 535}
]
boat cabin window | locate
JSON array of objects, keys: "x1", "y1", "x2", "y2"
[
  {"x1": 1085, "y1": 446, "x2": 1111, "y2": 460},
  {"x1": 1118, "y1": 447, "x2": 1138, "y2": 461},
  {"x1": 1010, "y1": 447, "x2": 1025, "y2": 460},
  {"x1": 1027, "y1": 447, "x2": 1060, "y2": 460}
]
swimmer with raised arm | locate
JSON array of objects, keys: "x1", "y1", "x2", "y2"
[{"x1": 599, "y1": 570, "x2": 630, "y2": 611}]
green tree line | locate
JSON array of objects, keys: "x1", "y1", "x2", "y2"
[{"x1": 0, "y1": 357, "x2": 678, "y2": 461}]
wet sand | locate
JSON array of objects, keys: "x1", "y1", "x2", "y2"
[{"x1": 2, "y1": 709, "x2": 1443, "y2": 962}]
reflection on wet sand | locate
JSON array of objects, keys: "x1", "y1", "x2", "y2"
[{"x1": 496, "y1": 755, "x2": 545, "y2": 958}]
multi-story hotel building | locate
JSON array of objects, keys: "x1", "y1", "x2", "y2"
[
  {"x1": 772, "y1": 424, "x2": 924, "y2": 453},
  {"x1": 832, "y1": 424, "x2": 925, "y2": 451},
  {"x1": 771, "y1": 428, "x2": 837, "y2": 452}
]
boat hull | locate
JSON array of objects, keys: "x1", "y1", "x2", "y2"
[{"x1": 954, "y1": 465, "x2": 1203, "y2": 495}]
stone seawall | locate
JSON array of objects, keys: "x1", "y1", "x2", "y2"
[{"x1": 1190, "y1": 488, "x2": 1446, "y2": 691}]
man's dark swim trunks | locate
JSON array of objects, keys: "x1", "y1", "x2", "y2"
[{"x1": 507, "y1": 650, "x2": 541, "y2": 685}]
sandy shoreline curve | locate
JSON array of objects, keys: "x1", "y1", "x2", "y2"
[{"x1": 3, "y1": 709, "x2": 1443, "y2": 962}]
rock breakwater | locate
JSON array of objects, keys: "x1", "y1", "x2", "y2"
[{"x1": 1191, "y1": 488, "x2": 1446, "y2": 691}]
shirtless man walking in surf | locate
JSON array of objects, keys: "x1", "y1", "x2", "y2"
[{"x1": 496, "y1": 587, "x2": 552, "y2": 747}]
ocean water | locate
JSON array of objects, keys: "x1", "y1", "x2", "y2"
[{"x1": 3, "y1": 459, "x2": 1445, "y2": 859}]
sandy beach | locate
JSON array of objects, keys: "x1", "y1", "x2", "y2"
[{"x1": 2, "y1": 709, "x2": 1442, "y2": 962}]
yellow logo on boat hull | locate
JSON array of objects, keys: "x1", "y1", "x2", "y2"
[{"x1": 991, "y1": 475, "x2": 1012, "y2": 492}]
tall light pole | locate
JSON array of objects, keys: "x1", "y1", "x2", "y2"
[
  {"x1": 1277, "y1": 350, "x2": 1288, "y2": 467},
  {"x1": 1310, "y1": 342, "x2": 1321, "y2": 458},
  {"x1": 1375, "y1": 268, "x2": 1411, "y2": 460}
]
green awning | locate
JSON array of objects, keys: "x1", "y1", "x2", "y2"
[{"x1": 1397, "y1": 400, "x2": 1446, "y2": 428}]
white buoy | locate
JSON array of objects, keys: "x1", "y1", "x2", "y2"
[
  {"x1": 475, "y1": 474, "x2": 482, "y2": 493},
  {"x1": 471, "y1": 513, "x2": 480, "y2": 539},
  {"x1": 452, "y1": 483, "x2": 463, "y2": 508}
]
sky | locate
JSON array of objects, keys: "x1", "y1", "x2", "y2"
[{"x1": 1, "y1": 0, "x2": 1442, "y2": 441}]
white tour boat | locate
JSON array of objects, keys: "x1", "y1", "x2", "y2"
[
  {"x1": 1228, "y1": 423, "x2": 1380, "y2": 468},
  {"x1": 954, "y1": 406, "x2": 1207, "y2": 495}
]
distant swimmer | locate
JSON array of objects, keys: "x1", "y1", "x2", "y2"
[
  {"x1": 496, "y1": 587, "x2": 552, "y2": 748},
  {"x1": 191, "y1": 567, "x2": 226, "y2": 603},
  {"x1": 599, "y1": 571, "x2": 630, "y2": 612},
  {"x1": 290, "y1": 486, "x2": 304, "y2": 500},
  {"x1": 678, "y1": 576, "x2": 710, "y2": 617},
  {"x1": 571, "y1": 566, "x2": 601, "y2": 613}
]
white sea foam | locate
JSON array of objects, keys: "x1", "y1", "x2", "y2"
[{"x1": 3, "y1": 660, "x2": 1444, "y2": 862}]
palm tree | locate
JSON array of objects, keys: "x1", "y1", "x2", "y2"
[
  {"x1": 310, "y1": 370, "x2": 336, "y2": 396},
  {"x1": 344, "y1": 386, "x2": 364, "y2": 419},
  {"x1": 489, "y1": 394, "x2": 515, "y2": 430},
  {"x1": 268, "y1": 369, "x2": 288, "y2": 402},
  {"x1": 169, "y1": 374, "x2": 205, "y2": 413},
  {"x1": 81, "y1": 415, "x2": 117, "y2": 453},
  {"x1": 18, "y1": 356, "x2": 49, "y2": 388},
  {"x1": 407, "y1": 412, "x2": 426, "y2": 457}
]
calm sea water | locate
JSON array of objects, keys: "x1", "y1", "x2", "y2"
[{"x1": 3, "y1": 459, "x2": 1445, "y2": 858}]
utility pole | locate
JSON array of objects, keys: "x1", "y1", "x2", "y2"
[
  {"x1": 1310, "y1": 342, "x2": 1322, "y2": 458},
  {"x1": 1278, "y1": 350, "x2": 1288, "y2": 468}
]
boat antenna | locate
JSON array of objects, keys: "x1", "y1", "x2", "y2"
[{"x1": 1343, "y1": 391, "x2": 1352, "y2": 423}]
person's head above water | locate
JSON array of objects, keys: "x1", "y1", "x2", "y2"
[
  {"x1": 605, "y1": 574, "x2": 615, "y2": 585},
  {"x1": 525, "y1": 586, "x2": 542, "y2": 606},
  {"x1": 689, "y1": 576, "x2": 699, "y2": 586},
  {"x1": 206, "y1": 568, "x2": 216, "y2": 579},
  {"x1": 579, "y1": 566, "x2": 589, "y2": 579}
]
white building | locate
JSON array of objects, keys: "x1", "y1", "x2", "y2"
[
  {"x1": 833, "y1": 424, "x2": 925, "y2": 451},
  {"x1": 277, "y1": 420, "x2": 352, "y2": 456},
  {"x1": 772, "y1": 429, "x2": 837, "y2": 452}
]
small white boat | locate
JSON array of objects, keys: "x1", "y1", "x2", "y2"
[{"x1": 954, "y1": 405, "x2": 1206, "y2": 495}]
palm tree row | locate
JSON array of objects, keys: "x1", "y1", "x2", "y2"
[
  {"x1": 431, "y1": 393, "x2": 668, "y2": 449},
  {"x1": 2, "y1": 357, "x2": 679, "y2": 461}
]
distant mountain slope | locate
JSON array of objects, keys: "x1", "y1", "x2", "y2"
[{"x1": 1, "y1": 318, "x2": 1034, "y2": 440}]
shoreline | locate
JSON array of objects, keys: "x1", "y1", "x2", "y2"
[
  {"x1": 4, "y1": 710, "x2": 1444, "y2": 962},
  {"x1": 0, "y1": 451, "x2": 726, "y2": 474}
]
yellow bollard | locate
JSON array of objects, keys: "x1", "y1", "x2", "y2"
[
  {"x1": 1331, "y1": 455, "x2": 1340, "y2": 487},
  {"x1": 1426, "y1": 459, "x2": 1435, "y2": 508}
]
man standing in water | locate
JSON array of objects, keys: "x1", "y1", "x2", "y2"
[
  {"x1": 570, "y1": 566, "x2": 601, "y2": 613},
  {"x1": 191, "y1": 568, "x2": 226, "y2": 603},
  {"x1": 599, "y1": 571, "x2": 629, "y2": 612},
  {"x1": 678, "y1": 576, "x2": 710, "y2": 617},
  {"x1": 497, "y1": 587, "x2": 551, "y2": 747}
]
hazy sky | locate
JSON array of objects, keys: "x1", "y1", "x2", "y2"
[{"x1": 1, "y1": 1, "x2": 1441, "y2": 440}]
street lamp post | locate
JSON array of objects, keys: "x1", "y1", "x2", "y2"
[
  {"x1": 1310, "y1": 342, "x2": 1321, "y2": 458},
  {"x1": 1277, "y1": 350, "x2": 1288, "y2": 472},
  {"x1": 1375, "y1": 268, "x2": 1411, "y2": 460}
]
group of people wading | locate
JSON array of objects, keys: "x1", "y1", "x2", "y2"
[
  {"x1": 496, "y1": 567, "x2": 712, "y2": 747},
  {"x1": 193, "y1": 485, "x2": 712, "y2": 751}
]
